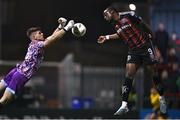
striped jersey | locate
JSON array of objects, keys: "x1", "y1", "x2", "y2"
[{"x1": 114, "y1": 12, "x2": 152, "y2": 50}]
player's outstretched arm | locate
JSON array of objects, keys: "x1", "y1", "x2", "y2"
[
  {"x1": 97, "y1": 33, "x2": 120, "y2": 44},
  {"x1": 44, "y1": 20, "x2": 74, "y2": 48}
]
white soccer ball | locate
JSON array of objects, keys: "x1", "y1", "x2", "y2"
[{"x1": 72, "y1": 23, "x2": 86, "y2": 37}]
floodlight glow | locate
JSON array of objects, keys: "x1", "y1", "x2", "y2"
[{"x1": 129, "y1": 4, "x2": 136, "y2": 11}]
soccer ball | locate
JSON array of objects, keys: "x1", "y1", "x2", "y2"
[{"x1": 72, "y1": 23, "x2": 86, "y2": 37}]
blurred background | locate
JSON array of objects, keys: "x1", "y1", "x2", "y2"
[{"x1": 0, "y1": 0, "x2": 180, "y2": 119}]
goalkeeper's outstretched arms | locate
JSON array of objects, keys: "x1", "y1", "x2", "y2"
[
  {"x1": 44, "y1": 18, "x2": 74, "y2": 48},
  {"x1": 97, "y1": 33, "x2": 120, "y2": 44}
]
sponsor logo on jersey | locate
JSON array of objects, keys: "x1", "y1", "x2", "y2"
[{"x1": 117, "y1": 24, "x2": 131, "y2": 33}]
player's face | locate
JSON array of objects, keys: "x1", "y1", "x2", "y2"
[
  {"x1": 34, "y1": 30, "x2": 44, "y2": 41},
  {"x1": 103, "y1": 10, "x2": 113, "y2": 21}
]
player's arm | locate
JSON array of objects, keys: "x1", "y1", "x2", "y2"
[
  {"x1": 97, "y1": 33, "x2": 120, "y2": 44},
  {"x1": 52, "y1": 28, "x2": 60, "y2": 34},
  {"x1": 119, "y1": 11, "x2": 135, "y2": 16},
  {"x1": 44, "y1": 29, "x2": 66, "y2": 48},
  {"x1": 44, "y1": 20, "x2": 74, "y2": 48},
  {"x1": 141, "y1": 21, "x2": 154, "y2": 38}
]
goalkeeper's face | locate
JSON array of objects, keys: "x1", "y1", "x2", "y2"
[{"x1": 34, "y1": 30, "x2": 45, "y2": 41}]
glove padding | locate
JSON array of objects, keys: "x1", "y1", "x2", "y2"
[
  {"x1": 64, "y1": 20, "x2": 75, "y2": 31},
  {"x1": 58, "y1": 17, "x2": 67, "y2": 29}
]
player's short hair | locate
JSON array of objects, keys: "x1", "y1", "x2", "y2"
[
  {"x1": 104, "y1": 6, "x2": 118, "y2": 13},
  {"x1": 26, "y1": 27, "x2": 41, "y2": 38}
]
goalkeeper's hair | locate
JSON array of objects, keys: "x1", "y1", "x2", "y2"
[{"x1": 26, "y1": 27, "x2": 41, "y2": 38}]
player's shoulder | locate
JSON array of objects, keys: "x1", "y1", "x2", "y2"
[{"x1": 121, "y1": 11, "x2": 142, "y2": 21}]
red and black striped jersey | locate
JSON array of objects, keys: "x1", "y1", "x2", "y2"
[{"x1": 114, "y1": 12, "x2": 152, "y2": 50}]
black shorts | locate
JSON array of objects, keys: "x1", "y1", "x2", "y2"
[{"x1": 126, "y1": 43, "x2": 158, "y2": 65}]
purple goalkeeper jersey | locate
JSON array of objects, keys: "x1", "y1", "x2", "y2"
[{"x1": 16, "y1": 40, "x2": 44, "y2": 79}]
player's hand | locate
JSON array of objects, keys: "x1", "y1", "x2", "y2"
[
  {"x1": 58, "y1": 17, "x2": 67, "y2": 29},
  {"x1": 154, "y1": 48, "x2": 163, "y2": 63},
  {"x1": 97, "y1": 36, "x2": 106, "y2": 44}
]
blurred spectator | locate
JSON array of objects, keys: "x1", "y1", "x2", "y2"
[
  {"x1": 168, "y1": 48, "x2": 179, "y2": 64},
  {"x1": 169, "y1": 32, "x2": 180, "y2": 60},
  {"x1": 149, "y1": 87, "x2": 166, "y2": 119},
  {"x1": 145, "y1": 86, "x2": 168, "y2": 119},
  {"x1": 170, "y1": 32, "x2": 178, "y2": 42},
  {"x1": 170, "y1": 32, "x2": 178, "y2": 47},
  {"x1": 154, "y1": 22, "x2": 169, "y2": 64},
  {"x1": 162, "y1": 48, "x2": 180, "y2": 109},
  {"x1": 161, "y1": 70, "x2": 168, "y2": 82},
  {"x1": 156, "y1": 47, "x2": 164, "y2": 63},
  {"x1": 168, "y1": 48, "x2": 179, "y2": 90}
]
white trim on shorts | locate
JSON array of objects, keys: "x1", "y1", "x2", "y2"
[
  {"x1": 0, "y1": 79, "x2": 8, "y2": 87},
  {"x1": 6, "y1": 87, "x2": 15, "y2": 94}
]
